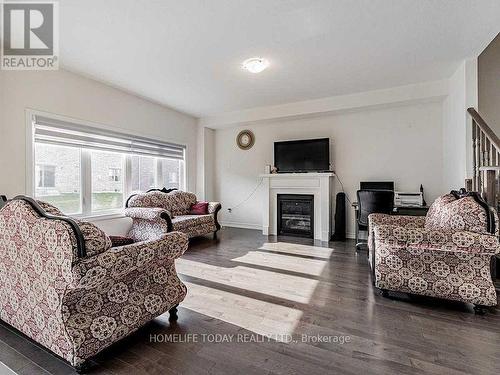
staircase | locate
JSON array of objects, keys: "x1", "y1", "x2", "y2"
[{"x1": 467, "y1": 108, "x2": 500, "y2": 210}]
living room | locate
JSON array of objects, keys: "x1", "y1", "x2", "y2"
[{"x1": 1, "y1": 1, "x2": 500, "y2": 374}]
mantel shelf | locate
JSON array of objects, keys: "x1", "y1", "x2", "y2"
[
  {"x1": 479, "y1": 166, "x2": 500, "y2": 171},
  {"x1": 260, "y1": 172, "x2": 335, "y2": 178}
]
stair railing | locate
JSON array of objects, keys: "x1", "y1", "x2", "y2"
[{"x1": 468, "y1": 108, "x2": 500, "y2": 208}]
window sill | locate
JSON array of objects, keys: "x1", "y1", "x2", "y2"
[{"x1": 73, "y1": 212, "x2": 126, "y2": 222}]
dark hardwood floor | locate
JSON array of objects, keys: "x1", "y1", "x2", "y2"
[{"x1": 1, "y1": 227, "x2": 500, "y2": 374}]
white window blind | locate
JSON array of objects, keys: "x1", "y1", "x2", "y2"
[{"x1": 33, "y1": 115, "x2": 185, "y2": 159}]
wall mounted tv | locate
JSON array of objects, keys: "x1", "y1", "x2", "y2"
[{"x1": 274, "y1": 138, "x2": 330, "y2": 173}]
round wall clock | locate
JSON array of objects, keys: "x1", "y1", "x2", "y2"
[{"x1": 236, "y1": 130, "x2": 255, "y2": 150}]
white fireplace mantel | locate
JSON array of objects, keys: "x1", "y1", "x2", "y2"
[{"x1": 260, "y1": 172, "x2": 335, "y2": 242}]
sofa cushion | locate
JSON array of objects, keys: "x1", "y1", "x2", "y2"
[
  {"x1": 425, "y1": 194, "x2": 493, "y2": 235},
  {"x1": 74, "y1": 219, "x2": 112, "y2": 257},
  {"x1": 442, "y1": 197, "x2": 491, "y2": 234},
  {"x1": 127, "y1": 190, "x2": 197, "y2": 216},
  {"x1": 424, "y1": 193, "x2": 457, "y2": 230},
  {"x1": 171, "y1": 214, "x2": 214, "y2": 231},
  {"x1": 37, "y1": 200, "x2": 65, "y2": 216}
]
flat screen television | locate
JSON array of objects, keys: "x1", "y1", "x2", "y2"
[{"x1": 274, "y1": 138, "x2": 330, "y2": 173}]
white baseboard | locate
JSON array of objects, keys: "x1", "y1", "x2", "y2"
[
  {"x1": 220, "y1": 220, "x2": 262, "y2": 231},
  {"x1": 220, "y1": 223, "x2": 357, "y2": 239},
  {"x1": 346, "y1": 232, "x2": 355, "y2": 239}
]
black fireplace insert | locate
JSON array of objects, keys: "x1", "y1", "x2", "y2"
[{"x1": 277, "y1": 194, "x2": 314, "y2": 238}]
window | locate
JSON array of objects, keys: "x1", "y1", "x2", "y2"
[
  {"x1": 160, "y1": 158, "x2": 184, "y2": 190},
  {"x1": 31, "y1": 114, "x2": 186, "y2": 217},
  {"x1": 36, "y1": 164, "x2": 56, "y2": 188},
  {"x1": 92, "y1": 151, "x2": 125, "y2": 212},
  {"x1": 34, "y1": 144, "x2": 82, "y2": 214},
  {"x1": 108, "y1": 168, "x2": 121, "y2": 182},
  {"x1": 130, "y1": 155, "x2": 183, "y2": 194},
  {"x1": 131, "y1": 155, "x2": 156, "y2": 192}
]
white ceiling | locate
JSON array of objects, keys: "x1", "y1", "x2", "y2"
[{"x1": 60, "y1": 0, "x2": 500, "y2": 118}]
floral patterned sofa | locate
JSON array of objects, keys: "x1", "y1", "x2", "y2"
[
  {"x1": 0, "y1": 196, "x2": 188, "y2": 372},
  {"x1": 125, "y1": 190, "x2": 221, "y2": 240},
  {"x1": 369, "y1": 190, "x2": 500, "y2": 313}
]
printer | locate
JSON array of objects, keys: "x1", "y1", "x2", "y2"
[{"x1": 394, "y1": 191, "x2": 424, "y2": 207}]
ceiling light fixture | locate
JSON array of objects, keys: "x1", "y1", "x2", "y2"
[{"x1": 242, "y1": 57, "x2": 269, "y2": 73}]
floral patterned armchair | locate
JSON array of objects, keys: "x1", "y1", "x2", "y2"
[
  {"x1": 125, "y1": 189, "x2": 221, "y2": 240},
  {"x1": 369, "y1": 190, "x2": 500, "y2": 314},
  {"x1": 0, "y1": 196, "x2": 188, "y2": 372}
]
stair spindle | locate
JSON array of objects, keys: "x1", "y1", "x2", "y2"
[
  {"x1": 476, "y1": 127, "x2": 482, "y2": 189},
  {"x1": 485, "y1": 138, "x2": 491, "y2": 166},
  {"x1": 468, "y1": 108, "x2": 500, "y2": 210}
]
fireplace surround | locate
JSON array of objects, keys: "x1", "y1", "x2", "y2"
[{"x1": 261, "y1": 172, "x2": 334, "y2": 242}]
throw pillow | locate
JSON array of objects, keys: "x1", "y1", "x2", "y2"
[
  {"x1": 190, "y1": 201, "x2": 209, "y2": 215},
  {"x1": 109, "y1": 235, "x2": 135, "y2": 247}
]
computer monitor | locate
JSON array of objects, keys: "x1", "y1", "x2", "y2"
[{"x1": 360, "y1": 181, "x2": 394, "y2": 191}]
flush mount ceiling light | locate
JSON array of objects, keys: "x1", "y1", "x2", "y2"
[{"x1": 242, "y1": 57, "x2": 269, "y2": 73}]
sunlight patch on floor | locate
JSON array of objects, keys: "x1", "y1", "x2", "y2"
[
  {"x1": 259, "y1": 242, "x2": 333, "y2": 259},
  {"x1": 182, "y1": 281, "x2": 303, "y2": 341},
  {"x1": 0, "y1": 362, "x2": 17, "y2": 375},
  {"x1": 177, "y1": 258, "x2": 318, "y2": 304},
  {"x1": 233, "y1": 251, "x2": 327, "y2": 276}
]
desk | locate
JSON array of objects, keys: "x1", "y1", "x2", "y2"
[
  {"x1": 394, "y1": 205, "x2": 429, "y2": 216},
  {"x1": 351, "y1": 202, "x2": 429, "y2": 216}
]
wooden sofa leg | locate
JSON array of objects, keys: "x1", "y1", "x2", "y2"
[
  {"x1": 213, "y1": 231, "x2": 218, "y2": 240},
  {"x1": 169, "y1": 304, "x2": 179, "y2": 322},
  {"x1": 379, "y1": 289, "x2": 389, "y2": 298},
  {"x1": 473, "y1": 304, "x2": 488, "y2": 315},
  {"x1": 74, "y1": 361, "x2": 90, "y2": 374}
]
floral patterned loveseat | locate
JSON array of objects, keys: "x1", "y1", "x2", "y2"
[
  {"x1": 0, "y1": 196, "x2": 188, "y2": 372},
  {"x1": 369, "y1": 190, "x2": 500, "y2": 313},
  {"x1": 125, "y1": 190, "x2": 221, "y2": 240}
]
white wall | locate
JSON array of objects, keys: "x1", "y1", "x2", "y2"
[
  {"x1": 204, "y1": 128, "x2": 215, "y2": 201},
  {"x1": 442, "y1": 59, "x2": 478, "y2": 191},
  {"x1": 195, "y1": 126, "x2": 215, "y2": 201},
  {"x1": 0, "y1": 69, "x2": 198, "y2": 234},
  {"x1": 214, "y1": 101, "x2": 444, "y2": 237},
  {"x1": 443, "y1": 63, "x2": 467, "y2": 190},
  {"x1": 465, "y1": 59, "x2": 478, "y2": 179},
  {"x1": 478, "y1": 33, "x2": 500, "y2": 136}
]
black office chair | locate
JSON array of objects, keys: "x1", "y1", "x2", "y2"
[
  {"x1": 0, "y1": 195, "x2": 7, "y2": 210},
  {"x1": 355, "y1": 190, "x2": 394, "y2": 250}
]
